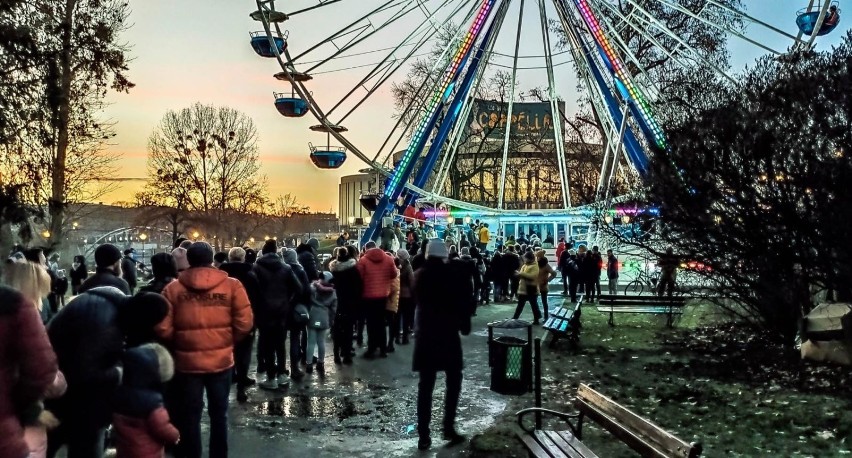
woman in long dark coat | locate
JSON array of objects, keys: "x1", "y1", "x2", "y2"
[{"x1": 412, "y1": 240, "x2": 473, "y2": 451}]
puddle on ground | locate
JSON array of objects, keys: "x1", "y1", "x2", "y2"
[{"x1": 256, "y1": 395, "x2": 358, "y2": 421}]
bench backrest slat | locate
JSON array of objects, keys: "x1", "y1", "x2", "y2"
[{"x1": 576, "y1": 384, "x2": 699, "y2": 458}]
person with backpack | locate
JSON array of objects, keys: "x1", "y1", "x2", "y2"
[
  {"x1": 305, "y1": 272, "x2": 337, "y2": 376},
  {"x1": 253, "y1": 241, "x2": 304, "y2": 389}
]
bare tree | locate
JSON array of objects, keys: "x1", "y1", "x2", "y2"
[
  {"x1": 597, "y1": 38, "x2": 852, "y2": 345},
  {"x1": 140, "y1": 103, "x2": 268, "y2": 248}
]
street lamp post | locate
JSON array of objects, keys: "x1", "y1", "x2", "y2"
[{"x1": 139, "y1": 233, "x2": 148, "y2": 265}]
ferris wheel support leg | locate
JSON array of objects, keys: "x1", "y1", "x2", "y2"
[
  {"x1": 360, "y1": 196, "x2": 394, "y2": 246},
  {"x1": 402, "y1": 0, "x2": 507, "y2": 209}
]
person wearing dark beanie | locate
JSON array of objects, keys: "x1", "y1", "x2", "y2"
[
  {"x1": 261, "y1": 239, "x2": 278, "y2": 255},
  {"x1": 185, "y1": 242, "x2": 214, "y2": 268},
  {"x1": 155, "y1": 240, "x2": 253, "y2": 457},
  {"x1": 120, "y1": 292, "x2": 170, "y2": 348},
  {"x1": 80, "y1": 244, "x2": 131, "y2": 295}
]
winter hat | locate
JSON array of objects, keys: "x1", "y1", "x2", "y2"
[
  {"x1": 94, "y1": 244, "x2": 122, "y2": 268},
  {"x1": 122, "y1": 343, "x2": 174, "y2": 389},
  {"x1": 171, "y1": 247, "x2": 189, "y2": 271},
  {"x1": 120, "y1": 292, "x2": 170, "y2": 347},
  {"x1": 307, "y1": 238, "x2": 320, "y2": 251},
  {"x1": 261, "y1": 239, "x2": 278, "y2": 255},
  {"x1": 123, "y1": 248, "x2": 135, "y2": 256},
  {"x1": 149, "y1": 252, "x2": 177, "y2": 280},
  {"x1": 426, "y1": 239, "x2": 449, "y2": 259},
  {"x1": 321, "y1": 271, "x2": 333, "y2": 285},
  {"x1": 364, "y1": 241, "x2": 377, "y2": 250},
  {"x1": 213, "y1": 252, "x2": 228, "y2": 265},
  {"x1": 282, "y1": 248, "x2": 298, "y2": 264},
  {"x1": 460, "y1": 247, "x2": 470, "y2": 257},
  {"x1": 396, "y1": 249, "x2": 410, "y2": 261},
  {"x1": 185, "y1": 242, "x2": 214, "y2": 268}
]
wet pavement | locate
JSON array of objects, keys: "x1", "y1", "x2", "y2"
[{"x1": 218, "y1": 300, "x2": 551, "y2": 457}]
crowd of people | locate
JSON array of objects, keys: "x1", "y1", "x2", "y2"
[{"x1": 0, "y1": 220, "x2": 645, "y2": 457}]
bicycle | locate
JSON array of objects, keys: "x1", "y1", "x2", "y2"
[{"x1": 623, "y1": 267, "x2": 659, "y2": 296}]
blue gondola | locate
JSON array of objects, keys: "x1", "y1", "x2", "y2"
[
  {"x1": 309, "y1": 141, "x2": 347, "y2": 169},
  {"x1": 274, "y1": 92, "x2": 308, "y2": 117},
  {"x1": 796, "y1": 3, "x2": 840, "y2": 36},
  {"x1": 249, "y1": 31, "x2": 287, "y2": 58}
]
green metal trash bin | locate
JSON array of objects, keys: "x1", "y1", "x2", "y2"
[{"x1": 488, "y1": 319, "x2": 533, "y2": 395}]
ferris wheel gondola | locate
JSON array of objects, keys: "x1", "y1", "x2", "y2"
[
  {"x1": 247, "y1": 0, "x2": 839, "y2": 245},
  {"x1": 797, "y1": 1, "x2": 841, "y2": 36}
]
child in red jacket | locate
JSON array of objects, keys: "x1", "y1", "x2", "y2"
[{"x1": 112, "y1": 343, "x2": 179, "y2": 458}]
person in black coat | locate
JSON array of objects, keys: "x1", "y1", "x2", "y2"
[
  {"x1": 410, "y1": 239, "x2": 429, "y2": 271},
  {"x1": 70, "y1": 255, "x2": 88, "y2": 296},
  {"x1": 80, "y1": 244, "x2": 131, "y2": 295},
  {"x1": 252, "y1": 241, "x2": 303, "y2": 388},
  {"x1": 121, "y1": 249, "x2": 138, "y2": 293},
  {"x1": 219, "y1": 247, "x2": 261, "y2": 401},
  {"x1": 329, "y1": 247, "x2": 363, "y2": 365},
  {"x1": 413, "y1": 240, "x2": 472, "y2": 451},
  {"x1": 578, "y1": 247, "x2": 598, "y2": 302},
  {"x1": 503, "y1": 246, "x2": 522, "y2": 300},
  {"x1": 296, "y1": 243, "x2": 320, "y2": 282},
  {"x1": 558, "y1": 247, "x2": 571, "y2": 296},
  {"x1": 45, "y1": 286, "x2": 127, "y2": 457}
]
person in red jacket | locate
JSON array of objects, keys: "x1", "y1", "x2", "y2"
[
  {"x1": 155, "y1": 242, "x2": 252, "y2": 458},
  {"x1": 0, "y1": 285, "x2": 58, "y2": 458},
  {"x1": 112, "y1": 343, "x2": 180, "y2": 458},
  {"x1": 357, "y1": 241, "x2": 399, "y2": 358}
]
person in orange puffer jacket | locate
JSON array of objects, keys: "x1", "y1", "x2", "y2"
[
  {"x1": 112, "y1": 343, "x2": 179, "y2": 458},
  {"x1": 155, "y1": 242, "x2": 252, "y2": 458},
  {"x1": 357, "y1": 242, "x2": 398, "y2": 358}
]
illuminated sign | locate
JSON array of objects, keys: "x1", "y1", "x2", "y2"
[{"x1": 468, "y1": 99, "x2": 565, "y2": 139}]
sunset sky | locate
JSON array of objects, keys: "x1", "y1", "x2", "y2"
[{"x1": 99, "y1": 0, "x2": 845, "y2": 212}]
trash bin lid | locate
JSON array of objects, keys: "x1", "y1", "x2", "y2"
[
  {"x1": 487, "y1": 318, "x2": 532, "y2": 329},
  {"x1": 493, "y1": 335, "x2": 527, "y2": 345}
]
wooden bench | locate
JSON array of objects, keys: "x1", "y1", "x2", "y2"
[
  {"x1": 517, "y1": 383, "x2": 702, "y2": 458},
  {"x1": 542, "y1": 296, "x2": 582, "y2": 348},
  {"x1": 596, "y1": 294, "x2": 687, "y2": 327}
]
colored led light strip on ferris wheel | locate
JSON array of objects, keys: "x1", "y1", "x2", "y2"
[
  {"x1": 572, "y1": 0, "x2": 666, "y2": 149},
  {"x1": 385, "y1": 0, "x2": 496, "y2": 195}
]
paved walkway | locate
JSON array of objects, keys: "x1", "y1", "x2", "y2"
[{"x1": 220, "y1": 300, "x2": 546, "y2": 457}]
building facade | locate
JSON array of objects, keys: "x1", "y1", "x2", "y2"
[{"x1": 338, "y1": 172, "x2": 375, "y2": 227}]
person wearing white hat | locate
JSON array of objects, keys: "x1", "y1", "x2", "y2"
[{"x1": 412, "y1": 239, "x2": 472, "y2": 450}]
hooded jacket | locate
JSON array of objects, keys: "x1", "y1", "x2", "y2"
[
  {"x1": 308, "y1": 281, "x2": 337, "y2": 330},
  {"x1": 330, "y1": 258, "x2": 362, "y2": 316},
  {"x1": 357, "y1": 248, "x2": 398, "y2": 300},
  {"x1": 112, "y1": 343, "x2": 180, "y2": 458},
  {"x1": 46, "y1": 287, "x2": 125, "y2": 428},
  {"x1": 252, "y1": 253, "x2": 303, "y2": 324},
  {"x1": 0, "y1": 287, "x2": 58, "y2": 458},
  {"x1": 296, "y1": 244, "x2": 320, "y2": 282},
  {"x1": 156, "y1": 268, "x2": 253, "y2": 374}
]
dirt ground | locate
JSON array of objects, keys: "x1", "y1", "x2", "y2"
[{"x1": 470, "y1": 298, "x2": 852, "y2": 457}]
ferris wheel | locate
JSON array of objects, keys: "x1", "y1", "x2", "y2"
[{"x1": 247, "y1": 0, "x2": 840, "y2": 244}]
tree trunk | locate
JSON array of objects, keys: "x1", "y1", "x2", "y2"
[{"x1": 49, "y1": 0, "x2": 77, "y2": 249}]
